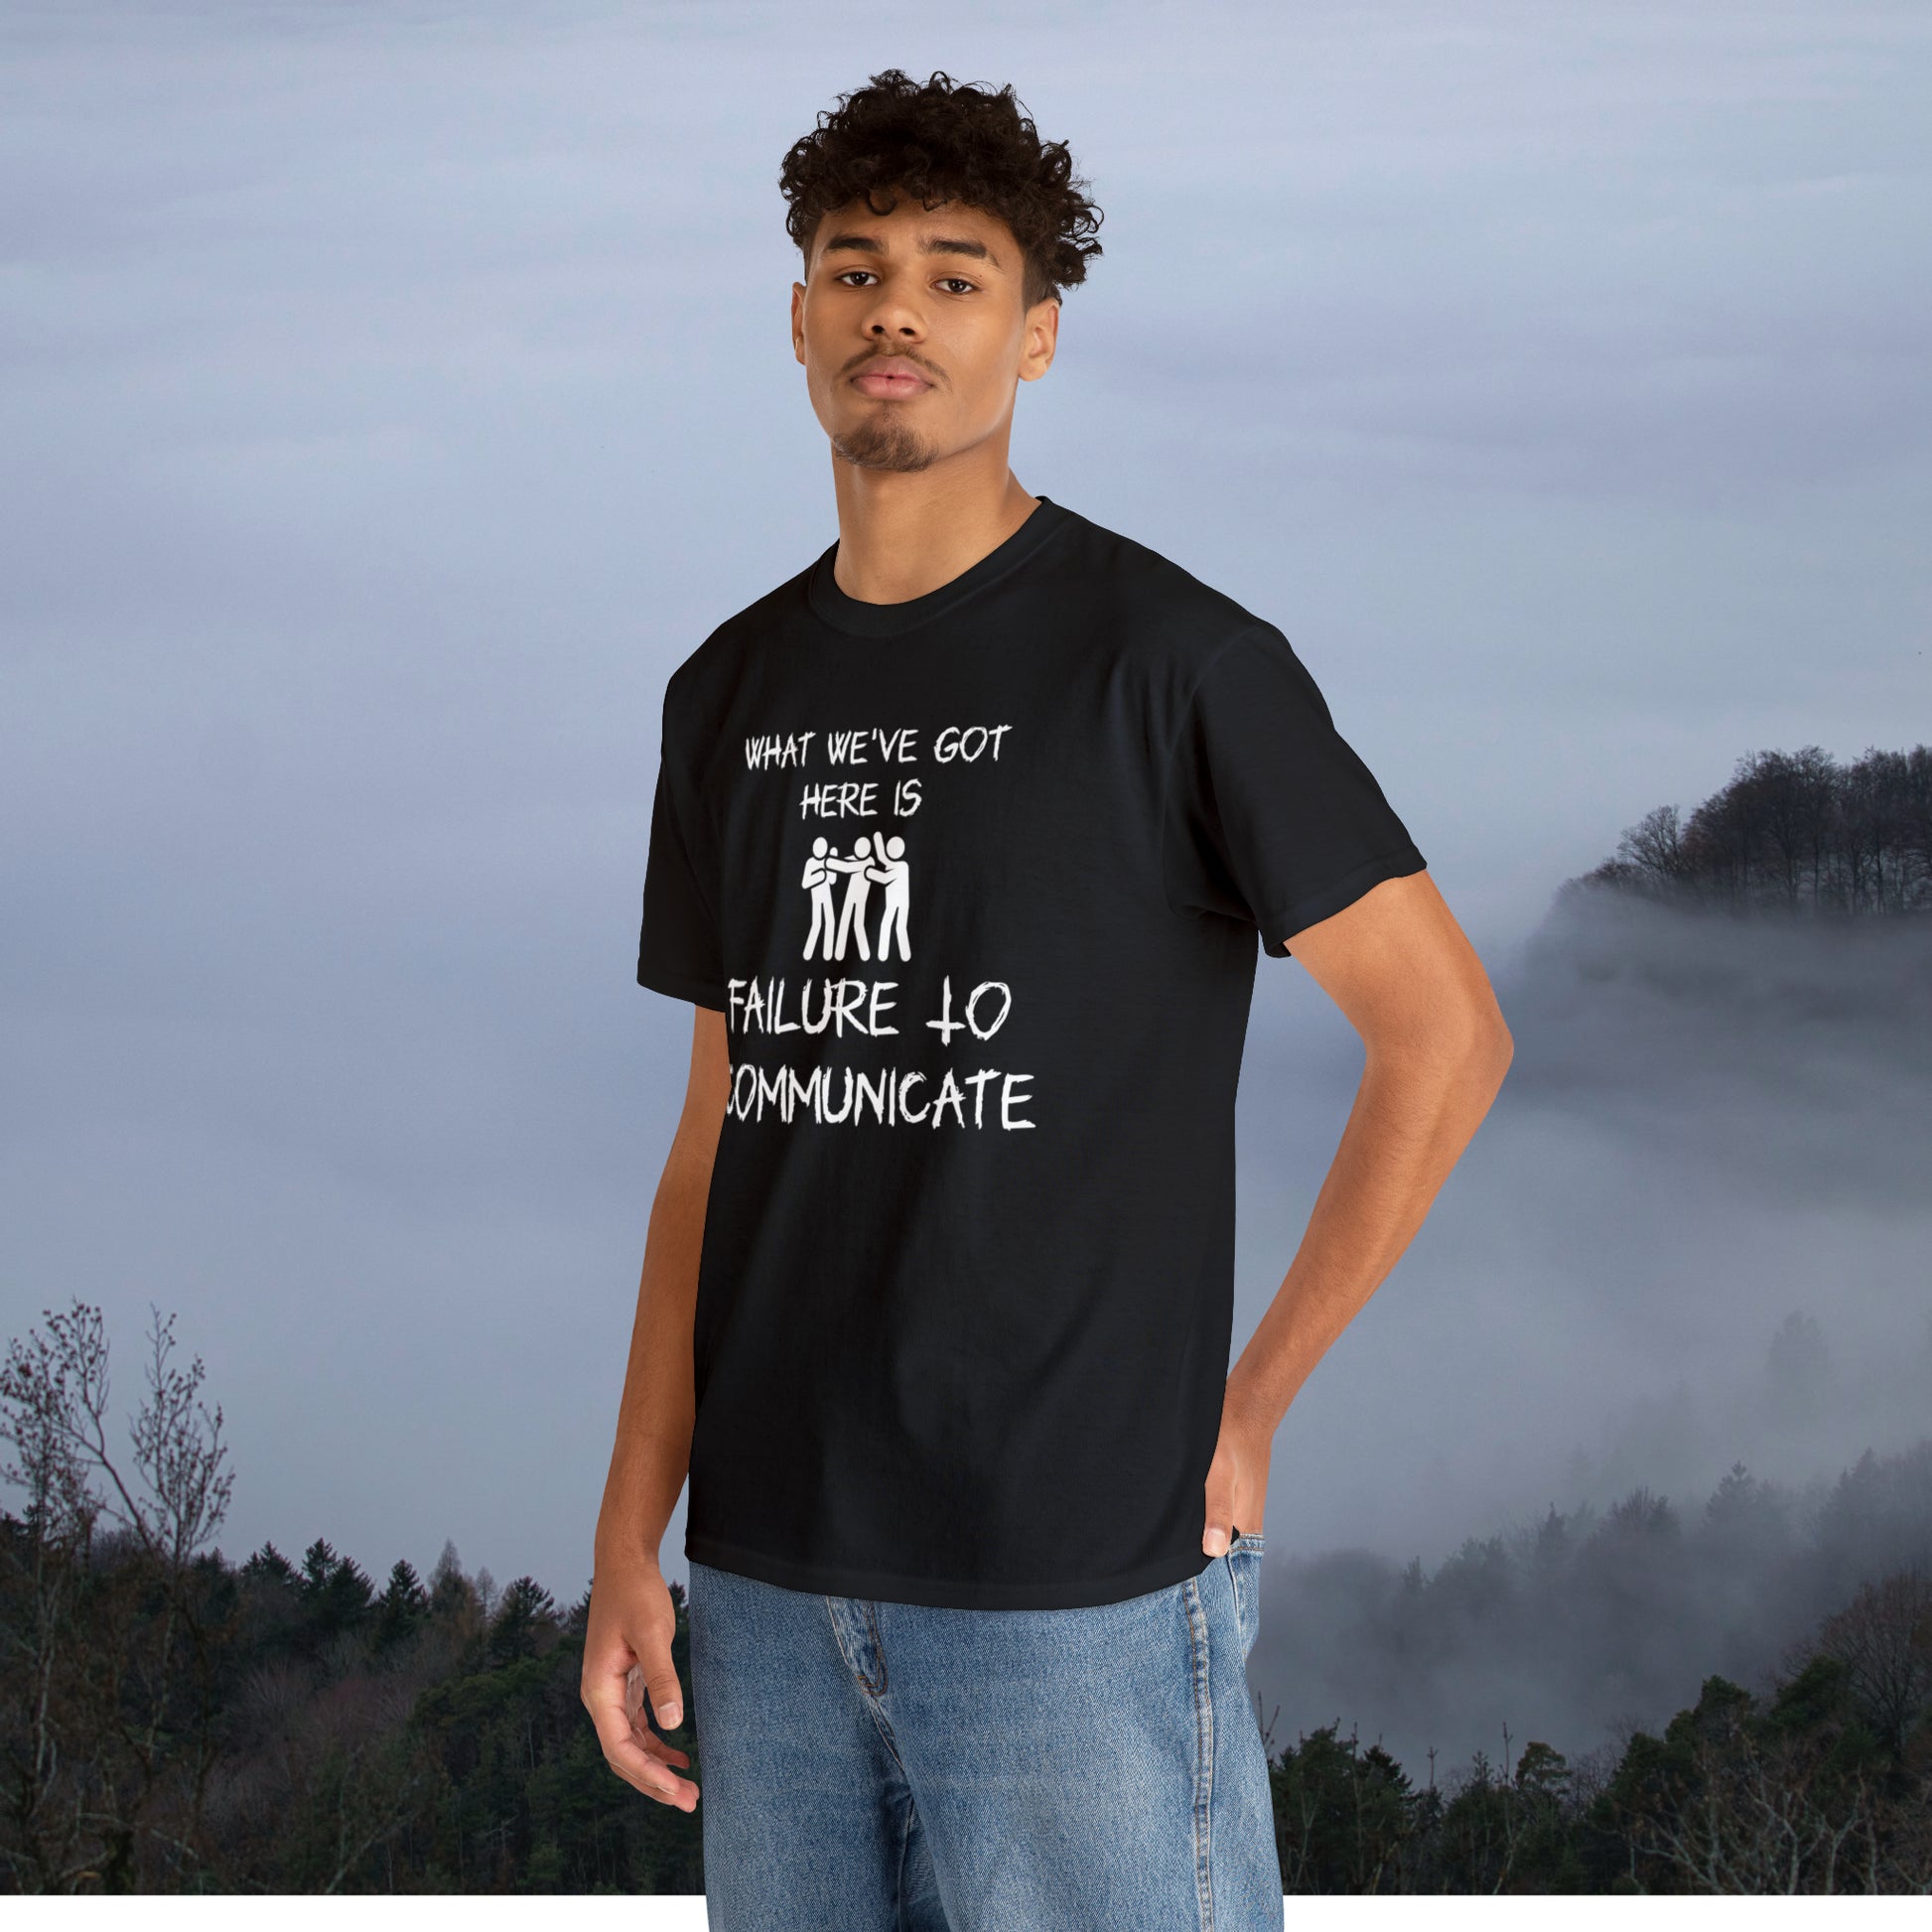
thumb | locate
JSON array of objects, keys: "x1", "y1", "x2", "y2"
[
  {"x1": 635, "y1": 1650, "x2": 686, "y2": 1733},
  {"x1": 1202, "y1": 1490, "x2": 1234, "y2": 1558}
]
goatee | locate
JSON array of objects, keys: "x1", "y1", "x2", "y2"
[{"x1": 832, "y1": 416, "x2": 936, "y2": 474}]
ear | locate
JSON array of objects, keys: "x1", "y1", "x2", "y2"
[{"x1": 1020, "y1": 295, "x2": 1059, "y2": 382}]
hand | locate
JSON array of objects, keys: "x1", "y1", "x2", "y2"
[
  {"x1": 1201, "y1": 1389, "x2": 1274, "y2": 1557},
  {"x1": 581, "y1": 1552, "x2": 700, "y2": 1812}
]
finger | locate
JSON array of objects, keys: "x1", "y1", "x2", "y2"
[
  {"x1": 587, "y1": 1672, "x2": 697, "y2": 1803},
  {"x1": 591, "y1": 1707, "x2": 700, "y2": 1809},
  {"x1": 639, "y1": 1662, "x2": 686, "y2": 1732},
  {"x1": 604, "y1": 1644, "x2": 686, "y2": 1738},
  {"x1": 628, "y1": 1719, "x2": 692, "y2": 1769}
]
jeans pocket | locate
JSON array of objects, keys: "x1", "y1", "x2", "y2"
[{"x1": 1225, "y1": 1533, "x2": 1265, "y2": 1661}]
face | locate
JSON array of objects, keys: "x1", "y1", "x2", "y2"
[{"x1": 792, "y1": 192, "x2": 1059, "y2": 475}]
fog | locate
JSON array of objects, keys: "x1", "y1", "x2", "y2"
[{"x1": 1238, "y1": 888, "x2": 1932, "y2": 1772}]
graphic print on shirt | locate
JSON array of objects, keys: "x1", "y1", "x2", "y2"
[
  {"x1": 731, "y1": 724, "x2": 1030, "y2": 1133},
  {"x1": 802, "y1": 833, "x2": 911, "y2": 962}
]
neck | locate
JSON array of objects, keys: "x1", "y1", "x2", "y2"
[{"x1": 828, "y1": 459, "x2": 1040, "y2": 607}]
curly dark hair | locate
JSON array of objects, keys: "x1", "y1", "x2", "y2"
[{"x1": 778, "y1": 69, "x2": 1103, "y2": 313}]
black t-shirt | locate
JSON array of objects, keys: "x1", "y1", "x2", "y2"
[{"x1": 636, "y1": 495, "x2": 1426, "y2": 1609}]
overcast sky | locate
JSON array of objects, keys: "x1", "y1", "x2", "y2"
[{"x1": 3, "y1": 2, "x2": 1927, "y2": 1757}]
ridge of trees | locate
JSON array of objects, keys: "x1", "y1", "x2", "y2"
[
  {"x1": 5, "y1": 1304, "x2": 1928, "y2": 1892},
  {"x1": 1562, "y1": 745, "x2": 1932, "y2": 917}
]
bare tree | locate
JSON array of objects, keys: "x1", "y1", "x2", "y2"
[
  {"x1": 1567, "y1": 741, "x2": 1932, "y2": 919},
  {"x1": 1624, "y1": 1676, "x2": 1932, "y2": 1893},
  {"x1": 0, "y1": 1301, "x2": 235, "y2": 1891},
  {"x1": 1817, "y1": 1571, "x2": 1932, "y2": 1756}
]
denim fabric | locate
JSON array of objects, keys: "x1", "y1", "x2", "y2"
[{"x1": 685, "y1": 1533, "x2": 1279, "y2": 1930}]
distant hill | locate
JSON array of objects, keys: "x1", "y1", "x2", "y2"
[
  {"x1": 1500, "y1": 745, "x2": 1932, "y2": 1125},
  {"x1": 1558, "y1": 743, "x2": 1931, "y2": 921}
]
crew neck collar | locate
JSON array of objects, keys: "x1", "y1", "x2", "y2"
[{"x1": 805, "y1": 495, "x2": 1071, "y2": 638}]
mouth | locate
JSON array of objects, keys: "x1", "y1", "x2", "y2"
[{"x1": 851, "y1": 367, "x2": 932, "y2": 399}]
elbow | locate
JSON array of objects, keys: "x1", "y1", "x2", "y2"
[
  {"x1": 1483, "y1": 1021, "x2": 1514, "y2": 1084},
  {"x1": 1451, "y1": 1027, "x2": 1513, "y2": 1091},
  {"x1": 1467, "y1": 1015, "x2": 1514, "y2": 1101},
  {"x1": 1478, "y1": 1006, "x2": 1513, "y2": 1062},
  {"x1": 1363, "y1": 1007, "x2": 1512, "y2": 1086},
  {"x1": 1451, "y1": 974, "x2": 1514, "y2": 1072},
  {"x1": 1461, "y1": 997, "x2": 1514, "y2": 1070}
]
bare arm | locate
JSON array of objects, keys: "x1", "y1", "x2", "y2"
[
  {"x1": 582, "y1": 1004, "x2": 730, "y2": 1809},
  {"x1": 1201, "y1": 868, "x2": 1514, "y2": 1550}
]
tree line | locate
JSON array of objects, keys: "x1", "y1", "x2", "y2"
[
  {"x1": 1566, "y1": 744, "x2": 1932, "y2": 917},
  {"x1": 3, "y1": 1300, "x2": 1929, "y2": 1892}
]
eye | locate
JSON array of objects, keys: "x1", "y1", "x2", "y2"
[{"x1": 830, "y1": 269, "x2": 979, "y2": 294}]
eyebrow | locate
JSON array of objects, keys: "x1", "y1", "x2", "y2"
[{"x1": 819, "y1": 231, "x2": 1000, "y2": 270}]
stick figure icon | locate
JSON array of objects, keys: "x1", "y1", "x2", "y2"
[
  {"x1": 869, "y1": 834, "x2": 910, "y2": 961},
  {"x1": 826, "y1": 835, "x2": 875, "y2": 962},
  {"x1": 801, "y1": 837, "x2": 840, "y2": 960},
  {"x1": 802, "y1": 831, "x2": 912, "y2": 961}
]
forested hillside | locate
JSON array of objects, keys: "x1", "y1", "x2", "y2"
[{"x1": 5, "y1": 1300, "x2": 1929, "y2": 1892}]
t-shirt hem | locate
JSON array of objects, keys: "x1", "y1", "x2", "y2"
[
  {"x1": 636, "y1": 958, "x2": 729, "y2": 1011},
  {"x1": 684, "y1": 1529, "x2": 1217, "y2": 1610},
  {"x1": 1261, "y1": 844, "x2": 1428, "y2": 957}
]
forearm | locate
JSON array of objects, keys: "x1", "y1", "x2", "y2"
[
  {"x1": 594, "y1": 1148, "x2": 713, "y2": 1570},
  {"x1": 1226, "y1": 1025, "x2": 1512, "y2": 1436}
]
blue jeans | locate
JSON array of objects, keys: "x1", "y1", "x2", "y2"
[{"x1": 684, "y1": 1535, "x2": 1279, "y2": 1930}]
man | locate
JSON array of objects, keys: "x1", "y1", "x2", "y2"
[
  {"x1": 584, "y1": 68, "x2": 1512, "y2": 1931},
  {"x1": 829, "y1": 832, "x2": 879, "y2": 962},
  {"x1": 800, "y1": 835, "x2": 838, "y2": 961},
  {"x1": 868, "y1": 832, "x2": 912, "y2": 962}
]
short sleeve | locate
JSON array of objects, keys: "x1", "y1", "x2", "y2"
[
  {"x1": 636, "y1": 724, "x2": 728, "y2": 1011},
  {"x1": 1160, "y1": 623, "x2": 1427, "y2": 957}
]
